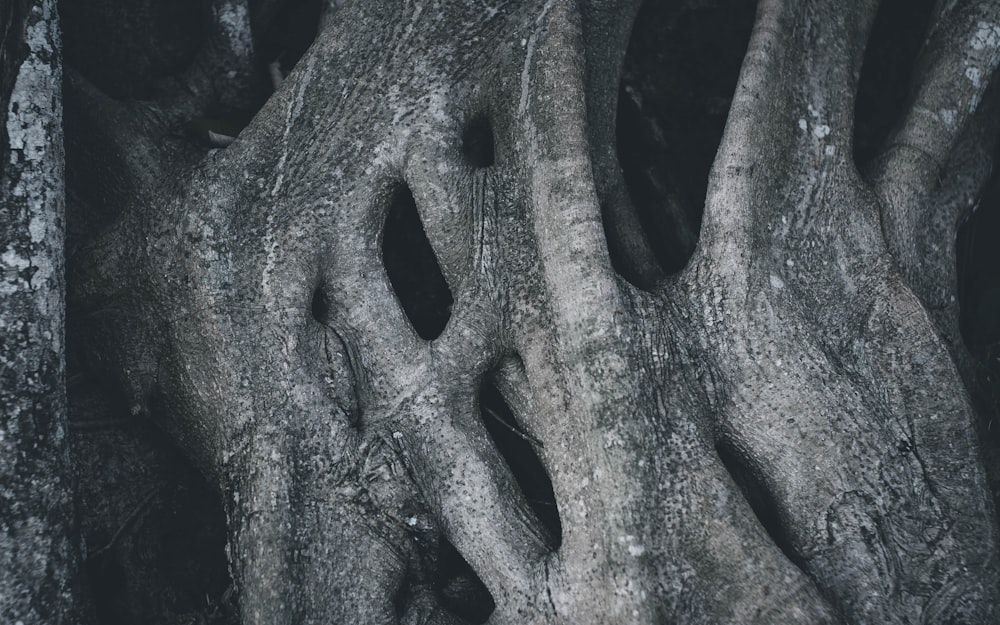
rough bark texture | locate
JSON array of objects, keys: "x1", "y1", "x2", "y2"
[
  {"x1": 11, "y1": 0, "x2": 1000, "y2": 623},
  {"x1": 0, "y1": 0, "x2": 83, "y2": 623}
]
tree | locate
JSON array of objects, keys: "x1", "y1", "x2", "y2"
[
  {"x1": 1, "y1": 0, "x2": 84, "y2": 623},
  {"x1": 4, "y1": 0, "x2": 1000, "y2": 622}
]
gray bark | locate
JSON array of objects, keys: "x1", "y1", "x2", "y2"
[
  {"x1": 20, "y1": 0, "x2": 1000, "y2": 622},
  {"x1": 1, "y1": 0, "x2": 84, "y2": 623}
]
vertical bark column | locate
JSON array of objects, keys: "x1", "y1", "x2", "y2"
[{"x1": 0, "y1": 2, "x2": 82, "y2": 623}]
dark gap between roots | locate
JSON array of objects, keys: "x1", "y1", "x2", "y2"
[
  {"x1": 852, "y1": 0, "x2": 935, "y2": 168},
  {"x1": 478, "y1": 379, "x2": 562, "y2": 547},
  {"x1": 715, "y1": 440, "x2": 807, "y2": 572},
  {"x1": 310, "y1": 285, "x2": 331, "y2": 325},
  {"x1": 462, "y1": 115, "x2": 496, "y2": 168},
  {"x1": 959, "y1": 152, "x2": 1000, "y2": 350},
  {"x1": 957, "y1": 139, "x2": 1000, "y2": 521},
  {"x1": 59, "y1": 0, "x2": 209, "y2": 100},
  {"x1": 436, "y1": 538, "x2": 496, "y2": 623},
  {"x1": 254, "y1": 0, "x2": 324, "y2": 76},
  {"x1": 381, "y1": 184, "x2": 454, "y2": 340},
  {"x1": 70, "y1": 384, "x2": 235, "y2": 625},
  {"x1": 612, "y1": 0, "x2": 756, "y2": 280}
]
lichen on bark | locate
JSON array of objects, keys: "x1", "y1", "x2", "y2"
[{"x1": 1, "y1": 1, "x2": 83, "y2": 624}]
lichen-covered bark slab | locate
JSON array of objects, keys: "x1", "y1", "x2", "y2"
[{"x1": 1, "y1": 1, "x2": 83, "y2": 623}]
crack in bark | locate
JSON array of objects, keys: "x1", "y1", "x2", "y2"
[{"x1": 543, "y1": 557, "x2": 557, "y2": 617}]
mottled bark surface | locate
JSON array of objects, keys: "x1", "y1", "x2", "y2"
[
  {"x1": 0, "y1": 0, "x2": 83, "y2": 623},
  {"x1": 10, "y1": 0, "x2": 1000, "y2": 623}
]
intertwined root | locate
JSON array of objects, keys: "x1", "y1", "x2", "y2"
[{"x1": 65, "y1": 0, "x2": 1000, "y2": 623}]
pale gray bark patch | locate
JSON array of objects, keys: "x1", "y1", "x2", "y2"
[{"x1": 0, "y1": 1, "x2": 83, "y2": 624}]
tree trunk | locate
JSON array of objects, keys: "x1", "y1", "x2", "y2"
[
  {"x1": 1, "y1": 0, "x2": 85, "y2": 623},
  {"x1": 13, "y1": 0, "x2": 1000, "y2": 623}
]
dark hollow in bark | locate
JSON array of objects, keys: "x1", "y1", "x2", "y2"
[
  {"x1": 478, "y1": 378, "x2": 561, "y2": 547},
  {"x1": 852, "y1": 0, "x2": 936, "y2": 168},
  {"x1": 381, "y1": 183, "x2": 454, "y2": 340},
  {"x1": 611, "y1": 0, "x2": 757, "y2": 279},
  {"x1": 462, "y1": 116, "x2": 496, "y2": 169},
  {"x1": 310, "y1": 285, "x2": 331, "y2": 325},
  {"x1": 715, "y1": 440, "x2": 806, "y2": 573},
  {"x1": 435, "y1": 538, "x2": 496, "y2": 624}
]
